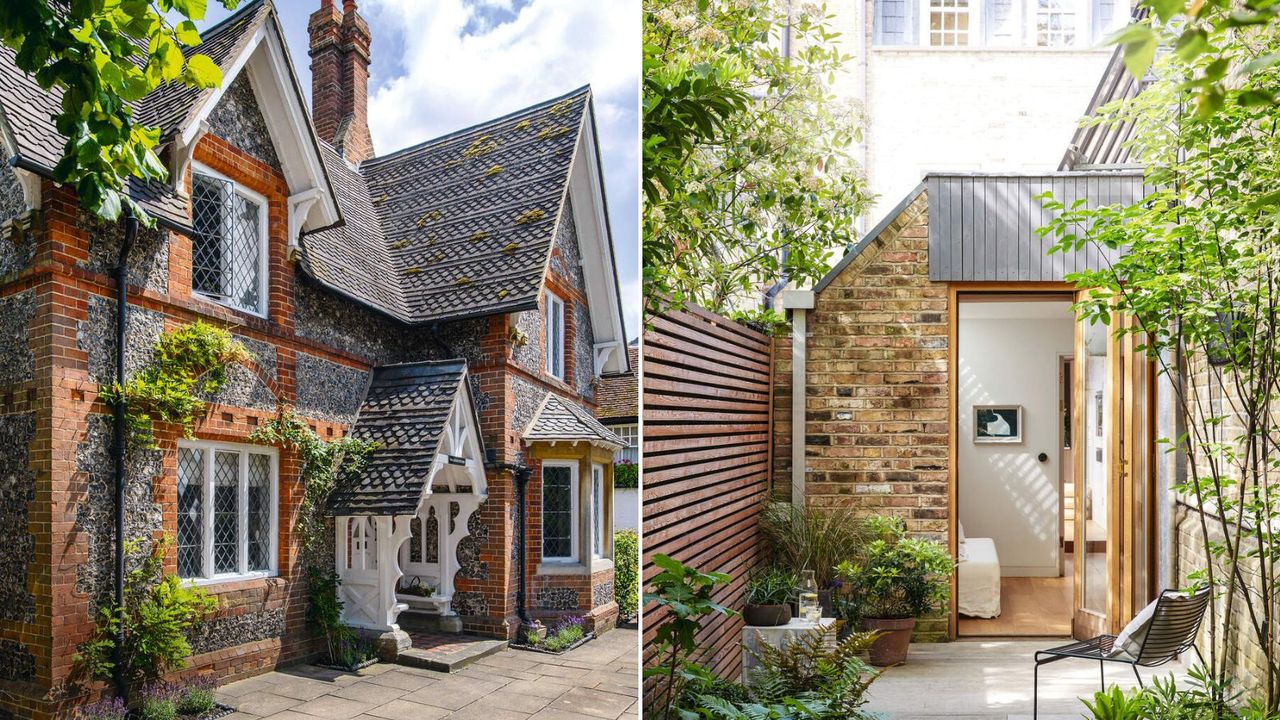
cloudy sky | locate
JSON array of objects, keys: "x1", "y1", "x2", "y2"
[{"x1": 199, "y1": 0, "x2": 641, "y2": 339}]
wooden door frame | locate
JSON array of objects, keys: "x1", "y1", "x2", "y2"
[{"x1": 946, "y1": 282, "x2": 1076, "y2": 640}]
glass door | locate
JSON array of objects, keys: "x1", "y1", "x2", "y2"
[{"x1": 1073, "y1": 307, "x2": 1154, "y2": 638}]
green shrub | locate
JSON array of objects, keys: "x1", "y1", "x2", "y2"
[
  {"x1": 614, "y1": 530, "x2": 639, "y2": 620},
  {"x1": 614, "y1": 460, "x2": 638, "y2": 489},
  {"x1": 77, "y1": 539, "x2": 216, "y2": 688},
  {"x1": 759, "y1": 502, "x2": 864, "y2": 589},
  {"x1": 176, "y1": 678, "x2": 217, "y2": 715},
  {"x1": 835, "y1": 515, "x2": 951, "y2": 623},
  {"x1": 745, "y1": 565, "x2": 798, "y2": 606}
]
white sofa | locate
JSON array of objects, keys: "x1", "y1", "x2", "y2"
[{"x1": 958, "y1": 536, "x2": 1002, "y2": 618}]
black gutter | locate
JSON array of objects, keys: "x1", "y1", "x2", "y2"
[{"x1": 113, "y1": 207, "x2": 138, "y2": 701}]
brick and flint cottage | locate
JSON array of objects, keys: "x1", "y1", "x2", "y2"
[{"x1": 0, "y1": 0, "x2": 631, "y2": 714}]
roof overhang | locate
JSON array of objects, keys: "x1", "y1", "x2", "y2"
[
  {"x1": 566, "y1": 99, "x2": 630, "y2": 376},
  {"x1": 174, "y1": 8, "x2": 341, "y2": 238}
]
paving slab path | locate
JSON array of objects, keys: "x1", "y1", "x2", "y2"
[
  {"x1": 216, "y1": 626, "x2": 639, "y2": 720},
  {"x1": 863, "y1": 639, "x2": 1190, "y2": 719}
]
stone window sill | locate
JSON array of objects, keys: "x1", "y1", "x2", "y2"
[{"x1": 536, "y1": 558, "x2": 613, "y2": 576}]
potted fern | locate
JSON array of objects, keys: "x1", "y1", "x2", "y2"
[
  {"x1": 835, "y1": 515, "x2": 951, "y2": 666},
  {"x1": 743, "y1": 566, "x2": 797, "y2": 627}
]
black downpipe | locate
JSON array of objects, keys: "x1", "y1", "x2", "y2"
[
  {"x1": 488, "y1": 460, "x2": 539, "y2": 631},
  {"x1": 113, "y1": 208, "x2": 137, "y2": 701}
]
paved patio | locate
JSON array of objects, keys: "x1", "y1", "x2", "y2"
[
  {"x1": 215, "y1": 626, "x2": 639, "y2": 720},
  {"x1": 863, "y1": 639, "x2": 1190, "y2": 719}
]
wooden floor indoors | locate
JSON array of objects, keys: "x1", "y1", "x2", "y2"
[{"x1": 958, "y1": 565, "x2": 1073, "y2": 637}]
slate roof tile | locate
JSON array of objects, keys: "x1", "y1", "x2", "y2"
[
  {"x1": 329, "y1": 360, "x2": 476, "y2": 516},
  {"x1": 524, "y1": 392, "x2": 625, "y2": 448}
]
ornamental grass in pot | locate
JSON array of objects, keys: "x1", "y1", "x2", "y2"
[
  {"x1": 758, "y1": 502, "x2": 863, "y2": 617},
  {"x1": 835, "y1": 515, "x2": 952, "y2": 667},
  {"x1": 743, "y1": 566, "x2": 797, "y2": 627}
]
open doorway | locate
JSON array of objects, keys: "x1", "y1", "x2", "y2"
[{"x1": 955, "y1": 295, "x2": 1074, "y2": 637}]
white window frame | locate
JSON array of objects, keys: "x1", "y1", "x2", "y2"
[
  {"x1": 879, "y1": 0, "x2": 1107, "y2": 47},
  {"x1": 613, "y1": 424, "x2": 639, "y2": 464},
  {"x1": 191, "y1": 162, "x2": 270, "y2": 318},
  {"x1": 591, "y1": 463, "x2": 607, "y2": 559},
  {"x1": 545, "y1": 290, "x2": 566, "y2": 381},
  {"x1": 541, "y1": 460, "x2": 579, "y2": 562},
  {"x1": 177, "y1": 439, "x2": 279, "y2": 585}
]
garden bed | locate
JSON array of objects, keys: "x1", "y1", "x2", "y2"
[{"x1": 509, "y1": 632, "x2": 594, "y2": 655}]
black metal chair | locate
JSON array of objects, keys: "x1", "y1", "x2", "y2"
[{"x1": 1033, "y1": 587, "x2": 1211, "y2": 719}]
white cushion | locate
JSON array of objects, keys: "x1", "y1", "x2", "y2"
[{"x1": 1109, "y1": 592, "x2": 1188, "y2": 661}]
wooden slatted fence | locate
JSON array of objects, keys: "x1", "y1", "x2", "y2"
[{"x1": 642, "y1": 303, "x2": 774, "y2": 686}]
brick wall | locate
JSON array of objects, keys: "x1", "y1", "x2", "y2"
[{"x1": 772, "y1": 192, "x2": 951, "y2": 639}]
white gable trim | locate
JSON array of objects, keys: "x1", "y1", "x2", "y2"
[
  {"x1": 568, "y1": 102, "x2": 630, "y2": 375},
  {"x1": 176, "y1": 12, "x2": 340, "y2": 239}
]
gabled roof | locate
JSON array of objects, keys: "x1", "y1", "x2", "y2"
[
  {"x1": 523, "y1": 392, "x2": 625, "y2": 449},
  {"x1": 0, "y1": 0, "x2": 340, "y2": 234},
  {"x1": 597, "y1": 345, "x2": 638, "y2": 422},
  {"x1": 330, "y1": 360, "x2": 485, "y2": 516},
  {"x1": 300, "y1": 87, "x2": 591, "y2": 324}
]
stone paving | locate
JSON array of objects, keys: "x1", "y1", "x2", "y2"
[
  {"x1": 215, "y1": 626, "x2": 639, "y2": 720},
  {"x1": 863, "y1": 639, "x2": 1190, "y2": 719}
]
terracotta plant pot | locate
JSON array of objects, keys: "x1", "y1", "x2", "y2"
[
  {"x1": 743, "y1": 603, "x2": 792, "y2": 627},
  {"x1": 862, "y1": 616, "x2": 916, "y2": 666}
]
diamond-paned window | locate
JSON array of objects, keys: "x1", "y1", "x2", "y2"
[
  {"x1": 177, "y1": 448, "x2": 204, "y2": 578},
  {"x1": 213, "y1": 451, "x2": 239, "y2": 574},
  {"x1": 542, "y1": 464, "x2": 576, "y2": 560},
  {"x1": 545, "y1": 291, "x2": 565, "y2": 381},
  {"x1": 176, "y1": 442, "x2": 277, "y2": 581},
  {"x1": 192, "y1": 170, "x2": 266, "y2": 316}
]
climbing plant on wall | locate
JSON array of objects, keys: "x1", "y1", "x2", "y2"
[
  {"x1": 101, "y1": 319, "x2": 248, "y2": 446},
  {"x1": 250, "y1": 411, "x2": 378, "y2": 663}
]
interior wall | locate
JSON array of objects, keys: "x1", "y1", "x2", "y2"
[{"x1": 958, "y1": 301, "x2": 1074, "y2": 577}]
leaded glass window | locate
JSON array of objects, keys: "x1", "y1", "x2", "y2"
[
  {"x1": 592, "y1": 464, "x2": 605, "y2": 558},
  {"x1": 176, "y1": 442, "x2": 277, "y2": 581},
  {"x1": 192, "y1": 170, "x2": 266, "y2": 316},
  {"x1": 542, "y1": 463, "x2": 576, "y2": 560},
  {"x1": 177, "y1": 448, "x2": 203, "y2": 578},
  {"x1": 545, "y1": 291, "x2": 565, "y2": 380}
]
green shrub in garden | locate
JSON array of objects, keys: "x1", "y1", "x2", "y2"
[{"x1": 614, "y1": 530, "x2": 639, "y2": 620}]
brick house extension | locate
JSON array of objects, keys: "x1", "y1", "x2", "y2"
[
  {"x1": 0, "y1": 0, "x2": 631, "y2": 716},
  {"x1": 771, "y1": 38, "x2": 1182, "y2": 643}
]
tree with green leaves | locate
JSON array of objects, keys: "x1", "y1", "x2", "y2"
[
  {"x1": 1041, "y1": 27, "x2": 1280, "y2": 709},
  {"x1": 1108, "y1": 0, "x2": 1280, "y2": 118},
  {"x1": 643, "y1": 0, "x2": 871, "y2": 325},
  {"x1": 0, "y1": 0, "x2": 236, "y2": 224}
]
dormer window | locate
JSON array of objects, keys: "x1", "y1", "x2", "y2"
[
  {"x1": 545, "y1": 290, "x2": 565, "y2": 381},
  {"x1": 192, "y1": 165, "x2": 268, "y2": 317}
]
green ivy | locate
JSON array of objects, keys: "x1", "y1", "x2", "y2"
[
  {"x1": 101, "y1": 320, "x2": 249, "y2": 446},
  {"x1": 250, "y1": 411, "x2": 378, "y2": 664},
  {"x1": 614, "y1": 460, "x2": 638, "y2": 489}
]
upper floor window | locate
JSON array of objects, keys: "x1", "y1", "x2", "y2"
[
  {"x1": 192, "y1": 165, "x2": 268, "y2": 317},
  {"x1": 177, "y1": 441, "x2": 278, "y2": 583},
  {"x1": 874, "y1": 0, "x2": 1120, "y2": 48},
  {"x1": 545, "y1": 290, "x2": 566, "y2": 381}
]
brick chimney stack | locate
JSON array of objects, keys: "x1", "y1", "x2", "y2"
[{"x1": 309, "y1": 0, "x2": 374, "y2": 163}]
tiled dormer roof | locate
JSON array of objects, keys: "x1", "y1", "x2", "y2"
[
  {"x1": 0, "y1": 0, "x2": 272, "y2": 230},
  {"x1": 524, "y1": 392, "x2": 625, "y2": 449},
  {"x1": 300, "y1": 87, "x2": 591, "y2": 323},
  {"x1": 330, "y1": 360, "x2": 476, "y2": 516}
]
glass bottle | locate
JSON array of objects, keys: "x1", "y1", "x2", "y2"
[{"x1": 798, "y1": 570, "x2": 820, "y2": 623}]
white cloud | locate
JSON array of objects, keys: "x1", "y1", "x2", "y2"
[{"x1": 363, "y1": 0, "x2": 641, "y2": 338}]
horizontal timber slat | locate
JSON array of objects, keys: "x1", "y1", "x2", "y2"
[{"x1": 643, "y1": 304, "x2": 773, "y2": 689}]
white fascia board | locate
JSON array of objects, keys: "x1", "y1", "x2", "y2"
[
  {"x1": 567, "y1": 105, "x2": 629, "y2": 375},
  {"x1": 178, "y1": 18, "x2": 339, "y2": 234}
]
